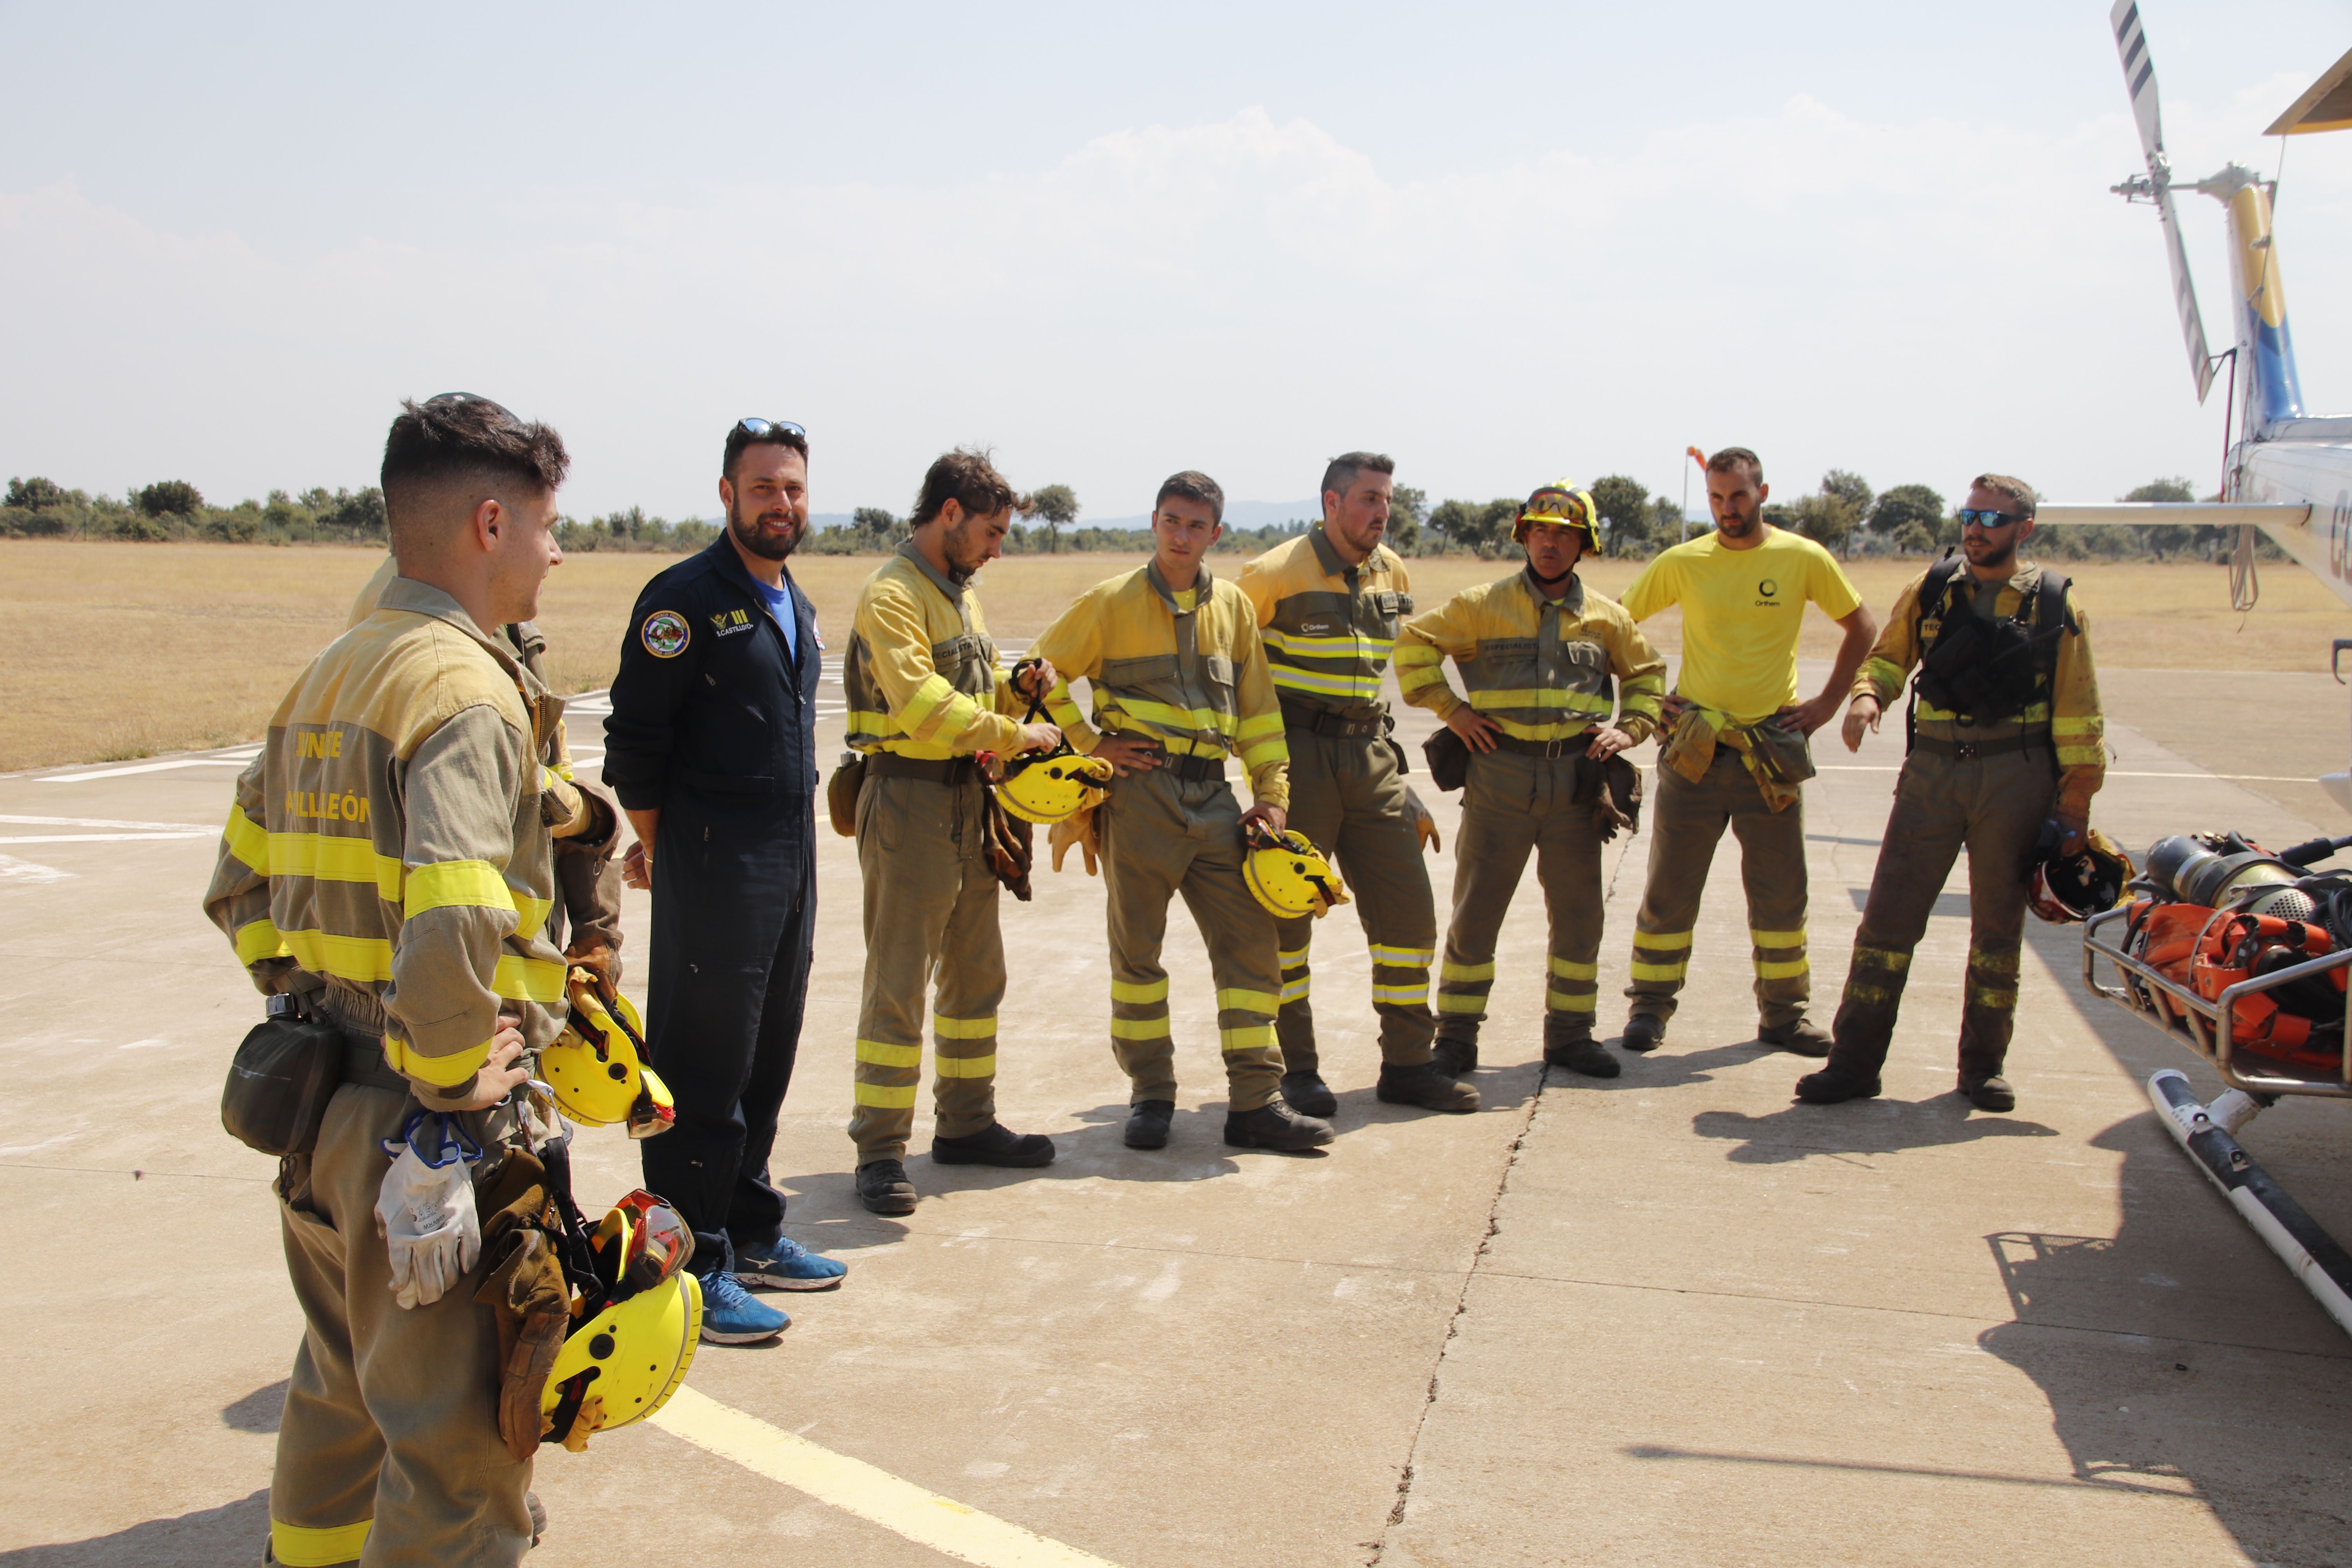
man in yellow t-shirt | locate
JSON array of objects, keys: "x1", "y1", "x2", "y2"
[{"x1": 1615, "y1": 446, "x2": 1876, "y2": 1055}]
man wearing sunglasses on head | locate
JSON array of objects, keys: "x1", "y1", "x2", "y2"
[
  {"x1": 1797, "y1": 474, "x2": 2103, "y2": 1113},
  {"x1": 603, "y1": 417, "x2": 844, "y2": 1346}
]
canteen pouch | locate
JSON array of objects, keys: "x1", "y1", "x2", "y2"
[
  {"x1": 826, "y1": 751, "x2": 867, "y2": 838},
  {"x1": 1423, "y1": 727, "x2": 1471, "y2": 793},
  {"x1": 221, "y1": 998, "x2": 347, "y2": 1156}
]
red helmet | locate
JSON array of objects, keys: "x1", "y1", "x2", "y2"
[{"x1": 2028, "y1": 827, "x2": 2132, "y2": 924}]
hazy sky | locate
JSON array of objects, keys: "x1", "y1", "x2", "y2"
[{"x1": 4, "y1": 0, "x2": 2350, "y2": 522}]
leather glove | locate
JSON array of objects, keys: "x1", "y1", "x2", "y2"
[
  {"x1": 1402, "y1": 786, "x2": 1442, "y2": 855},
  {"x1": 375, "y1": 1111, "x2": 484, "y2": 1310},
  {"x1": 1049, "y1": 806, "x2": 1101, "y2": 876}
]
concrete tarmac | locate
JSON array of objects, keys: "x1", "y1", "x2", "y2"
[{"x1": 2, "y1": 656, "x2": 2348, "y2": 1567}]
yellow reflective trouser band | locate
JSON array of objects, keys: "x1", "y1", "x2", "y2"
[
  {"x1": 1852, "y1": 946, "x2": 1911, "y2": 972},
  {"x1": 1750, "y1": 928, "x2": 1804, "y2": 948},
  {"x1": 1111, "y1": 977, "x2": 1169, "y2": 1004},
  {"x1": 1370, "y1": 945, "x2": 1435, "y2": 968},
  {"x1": 936, "y1": 1054, "x2": 996, "y2": 1077},
  {"x1": 1754, "y1": 959, "x2": 1809, "y2": 979},
  {"x1": 405, "y1": 858, "x2": 514, "y2": 919},
  {"x1": 1216, "y1": 987, "x2": 1279, "y2": 1014},
  {"x1": 1548, "y1": 956, "x2": 1597, "y2": 980},
  {"x1": 1629, "y1": 961, "x2": 1688, "y2": 981},
  {"x1": 1278, "y1": 947, "x2": 1310, "y2": 968},
  {"x1": 1441, "y1": 961, "x2": 1495, "y2": 982},
  {"x1": 1111, "y1": 1016, "x2": 1171, "y2": 1039},
  {"x1": 1220, "y1": 1024, "x2": 1274, "y2": 1053},
  {"x1": 1634, "y1": 929, "x2": 1693, "y2": 950},
  {"x1": 1546, "y1": 990, "x2": 1598, "y2": 1012},
  {"x1": 933, "y1": 1014, "x2": 997, "y2": 1039},
  {"x1": 1372, "y1": 982, "x2": 1430, "y2": 1006},
  {"x1": 1435, "y1": 994, "x2": 1486, "y2": 1014},
  {"x1": 1280, "y1": 976, "x2": 1310, "y2": 1004},
  {"x1": 857, "y1": 1039, "x2": 922, "y2": 1067},
  {"x1": 1969, "y1": 982, "x2": 2018, "y2": 1010},
  {"x1": 1968, "y1": 948, "x2": 2020, "y2": 975},
  {"x1": 1631, "y1": 927, "x2": 1691, "y2": 982},
  {"x1": 383, "y1": 1034, "x2": 490, "y2": 1089},
  {"x1": 271, "y1": 1518, "x2": 372, "y2": 1567},
  {"x1": 855, "y1": 1082, "x2": 918, "y2": 1107}
]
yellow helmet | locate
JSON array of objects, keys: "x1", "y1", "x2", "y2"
[
  {"x1": 1243, "y1": 830, "x2": 1352, "y2": 919},
  {"x1": 1515, "y1": 480, "x2": 1599, "y2": 549},
  {"x1": 541, "y1": 1268, "x2": 702, "y2": 1445},
  {"x1": 996, "y1": 751, "x2": 1115, "y2": 826},
  {"x1": 542, "y1": 968, "x2": 676, "y2": 1136}
]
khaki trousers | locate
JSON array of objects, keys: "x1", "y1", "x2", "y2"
[
  {"x1": 1626, "y1": 748, "x2": 1811, "y2": 1030},
  {"x1": 273, "y1": 1084, "x2": 532, "y2": 1568},
  {"x1": 1099, "y1": 767, "x2": 1286, "y2": 1111},
  {"x1": 1828, "y1": 748, "x2": 2056, "y2": 1080},
  {"x1": 1434, "y1": 750, "x2": 1608, "y2": 1040},
  {"x1": 1275, "y1": 730, "x2": 1438, "y2": 1074},
  {"x1": 848, "y1": 772, "x2": 1004, "y2": 1161}
]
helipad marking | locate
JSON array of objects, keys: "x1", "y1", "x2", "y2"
[{"x1": 650, "y1": 1385, "x2": 1123, "y2": 1567}]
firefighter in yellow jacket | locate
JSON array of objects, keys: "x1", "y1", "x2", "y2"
[
  {"x1": 1238, "y1": 452, "x2": 1477, "y2": 1117},
  {"x1": 1032, "y1": 470, "x2": 1335, "y2": 1152},
  {"x1": 202, "y1": 394, "x2": 568, "y2": 1566},
  {"x1": 1798, "y1": 474, "x2": 2103, "y2": 1112},
  {"x1": 1395, "y1": 481, "x2": 1667, "y2": 1078},
  {"x1": 843, "y1": 450, "x2": 1063, "y2": 1216}
]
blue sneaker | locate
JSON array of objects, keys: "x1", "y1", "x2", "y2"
[
  {"x1": 698, "y1": 1268, "x2": 789, "y2": 1343},
  {"x1": 735, "y1": 1235, "x2": 848, "y2": 1292}
]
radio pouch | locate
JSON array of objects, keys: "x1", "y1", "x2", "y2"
[{"x1": 221, "y1": 997, "x2": 347, "y2": 1156}]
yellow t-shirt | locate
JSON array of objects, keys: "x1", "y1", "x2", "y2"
[{"x1": 1620, "y1": 527, "x2": 1862, "y2": 725}]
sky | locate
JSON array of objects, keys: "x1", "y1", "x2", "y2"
[{"x1": 4, "y1": 0, "x2": 2351, "y2": 523}]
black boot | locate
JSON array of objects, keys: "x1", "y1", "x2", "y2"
[
  {"x1": 1432, "y1": 1033, "x2": 1478, "y2": 1078},
  {"x1": 1759, "y1": 1017, "x2": 1832, "y2": 1057},
  {"x1": 1620, "y1": 1013, "x2": 1666, "y2": 1053},
  {"x1": 856, "y1": 1158, "x2": 918, "y2": 1215},
  {"x1": 1223, "y1": 1100, "x2": 1335, "y2": 1151},
  {"x1": 1543, "y1": 1019, "x2": 1621, "y2": 1079},
  {"x1": 1279, "y1": 1070, "x2": 1338, "y2": 1118},
  {"x1": 931, "y1": 1122, "x2": 1056, "y2": 1167},
  {"x1": 1124, "y1": 1100, "x2": 1175, "y2": 1149},
  {"x1": 1959, "y1": 1073, "x2": 2016, "y2": 1112},
  {"x1": 1377, "y1": 1061, "x2": 1481, "y2": 1112},
  {"x1": 1794, "y1": 1062, "x2": 1881, "y2": 1103}
]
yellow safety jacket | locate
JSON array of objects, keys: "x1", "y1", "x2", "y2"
[
  {"x1": 1394, "y1": 570, "x2": 1668, "y2": 745},
  {"x1": 203, "y1": 577, "x2": 569, "y2": 1109},
  {"x1": 1235, "y1": 526, "x2": 1412, "y2": 720},
  {"x1": 843, "y1": 544, "x2": 1027, "y2": 760},
  {"x1": 1853, "y1": 564, "x2": 2105, "y2": 819},
  {"x1": 1029, "y1": 558, "x2": 1292, "y2": 809}
]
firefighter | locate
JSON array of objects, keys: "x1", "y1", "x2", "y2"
[
  {"x1": 603, "y1": 417, "x2": 842, "y2": 1347},
  {"x1": 1236, "y1": 451, "x2": 1476, "y2": 1116},
  {"x1": 843, "y1": 449, "x2": 1065, "y2": 1217},
  {"x1": 202, "y1": 393, "x2": 567, "y2": 1565},
  {"x1": 1617, "y1": 446, "x2": 1876, "y2": 1056},
  {"x1": 1031, "y1": 470, "x2": 1334, "y2": 1152},
  {"x1": 1798, "y1": 474, "x2": 2103, "y2": 1111},
  {"x1": 1394, "y1": 481, "x2": 1667, "y2": 1078}
]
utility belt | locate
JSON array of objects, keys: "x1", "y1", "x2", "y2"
[
  {"x1": 1910, "y1": 728, "x2": 2051, "y2": 762},
  {"x1": 1103, "y1": 731, "x2": 1228, "y2": 783},
  {"x1": 865, "y1": 751, "x2": 982, "y2": 786},
  {"x1": 340, "y1": 1032, "x2": 412, "y2": 1094},
  {"x1": 1485, "y1": 730, "x2": 1595, "y2": 761},
  {"x1": 1279, "y1": 699, "x2": 1388, "y2": 741}
]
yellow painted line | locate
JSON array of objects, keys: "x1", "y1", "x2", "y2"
[{"x1": 650, "y1": 1385, "x2": 1124, "y2": 1567}]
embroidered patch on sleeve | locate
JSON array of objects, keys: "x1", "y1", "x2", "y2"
[{"x1": 641, "y1": 610, "x2": 691, "y2": 658}]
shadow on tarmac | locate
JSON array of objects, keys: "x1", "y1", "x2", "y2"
[
  {"x1": 1689, "y1": 1096, "x2": 2060, "y2": 1165},
  {"x1": 220, "y1": 1379, "x2": 285, "y2": 1433},
  {"x1": 0, "y1": 1490, "x2": 268, "y2": 1567}
]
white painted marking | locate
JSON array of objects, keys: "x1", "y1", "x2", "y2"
[
  {"x1": 0, "y1": 855, "x2": 72, "y2": 884},
  {"x1": 35, "y1": 756, "x2": 252, "y2": 782},
  {"x1": 0, "y1": 814, "x2": 209, "y2": 831},
  {"x1": 0, "y1": 833, "x2": 211, "y2": 844},
  {"x1": 117, "y1": 1039, "x2": 171, "y2": 1051}
]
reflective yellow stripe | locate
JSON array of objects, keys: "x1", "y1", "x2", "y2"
[
  {"x1": 1238, "y1": 737, "x2": 1287, "y2": 770},
  {"x1": 1278, "y1": 947, "x2": 1310, "y2": 967},
  {"x1": 1114, "y1": 696, "x2": 1235, "y2": 735},
  {"x1": 857, "y1": 1039, "x2": 922, "y2": 1068},
  {"x1": 2057, "y1": 746, "x2": 2102, "y2": 766},
  {"x1": 1435, "y1": 993, "x2": 1485, "y2": 1014},
  {"x1": 1968, "y1": 948, "x2": 2021, "y2": 975},
  {"x1": 1853, "y1": 946, "x2": 1911, "y2": 972},
  {"x1": 1218, "y1": 1024, "x2": 1274, "y2": 1053},
  {"x1": 898, "y1": 672, "x2": 956, "y2": 731},
  {"x1": 2050, "y1": 717, "x2": 2100, "y2": 735},
  {"x1": 1394, "y1": 664, "x2": 1449, "y2": 693},
  {"x1": 1269, "y1": 666, "x2": 1382, "y2": 698},
  {"x1": 1547, "y1": 956, "x2": 1597, "y2": 980},
  {"x1": 269, "y1": 830, "x2": 404, "y2": 902},
  {"x1": 1236, "y1": 710, "x2": 1287, "y2": 741},
  {"x1": 933, "y1": 1014, "x2": 997, "y2": 1040},
  {"x1": 234, "y1": 917, "x2": 291, "y2": 965},
  {"x1": 1369, "y1": 945, "x2": 1435, "y2": 968},
  {"x1": 1968, "y1": 982, "x2": 2018, "y2": 1010},
  {"x1": 383, "y1": 1034, "x2": 490, "y2": 1089},
  {"x1": 1111, "y1": 977, "x2": 1169, "y2": 1004},
  {"x1": 935, "y1": 1054, "x2": 996, "y2": 1078},
  {"x1": 1279, "y1": 977, "x2": 1310, "y2": 1004},
  {"x1": 1466, "y1": 688, "x2": 1615, "y2": 713},
  {"x1": 1545, "y1": 989, "x2": 1598, "y2": 1012},
  {"x1": 1110, "y1": 1016, "x2": 1170, "y2": 1039},
  {"x1": 1749, "y1": 928, "x2": 1805, "y2": 948},
  {"x1": 224, "y1": 804, "x2": 270, "y2": 872},
  {"x1": 492, "y1": 953, "x2": 567, "y2": 1003},
  {"x1": 846, "y1": 708, "x2": 895, "y2": 737},
  {"x1": 855, "y1": 1082, "x2": 919, "y2": 1108},
  {"x1": 1634, "y1": 929, "x2": 1693, "y2": 951},
  {"x1": 1216, "y1": 987, "x2": 1280, "y2": 1014},
  {"x1": 1441, "y1": 960, "x2": 1495, "y2": 982},
  {"x1": 1753, "y1": 958, "x2": 1809, "y2": 979},
  {"x1": 1629, "y1": 961, "x2": 1688, "y2": 982},
  {"x1": 281, "y1": 928, "x2": 395, "y2": 983},
  {"x1": 1391, "y1": 643, "x2": 1444, "y2": 667},
  {"x1": 1860, "y1": 655, "x2": 1906, "y2": 694},
  {"x1": 271, "y1": 1517, "x2": 373, "y2": 1567},
  {"x1": 1371, "y1": 983, "x2": 1430, "y2": 1006},
  {"x1": 404, "y1": 859, "x2": 514, "y2": 919}
]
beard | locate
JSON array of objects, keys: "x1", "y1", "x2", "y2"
[
  {"x1": 730, "y1": 498, "x2": 805, "y2": 561},
  {"x1": 1717, "y1": 509, "x2": 1759, "y2": 538},
  {"x1": 1964, "y1": 535, "x2": 2016, "y2": 572}
]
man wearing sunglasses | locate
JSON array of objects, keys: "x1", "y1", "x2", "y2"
[
  {"x1": 1798, "y1": 474, "x2": 2103, "y2": 1112},
  {"x1": 604, "y1": 417, "x2": 843, "y2": 1346}
]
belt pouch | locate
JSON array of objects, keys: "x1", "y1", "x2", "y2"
[
  {"x1": 827, "y1": 751, "x2": 867, "y2": 838},
  {"x1": 221, "y1": 1004, "x2": 347, "y2": 1156}
]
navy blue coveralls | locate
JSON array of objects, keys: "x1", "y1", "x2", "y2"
[{"x1": 603, "y1": 535, "x2": 820, "y2": 1269}]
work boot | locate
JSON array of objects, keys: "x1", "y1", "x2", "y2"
[
  {"x1": 1794, "y1": 1062, "x2": 1881, "y2": 1103},
  {"x1": 1620, "y1": 1013, "x2": 1666, "y2": 1053},
  {"x1": 856, "y1": 1158, "x2": 918, "y2": 1215},
  {"x1": 1758, "y1": 1017, "x2": 1832, "y2": 1057},
  {"x1": 931, "y1": 1122, "x2": 1056, "y2": 1167},
  {"x1": 1960, "y1": 1073, "x2": 2017, "y2": 1112},
  {"x1": 1543, "y1": 1034, "x2": 1621, "y2": 1078},
  {"x1": 1125, "y1": 1099, "x2": 1175, "y2": 1149},
  {"x1": 1376, "y1": 1061, "x2": 1480, "y2": 1112},
  {"x1": 734, "y1": 1234, "x2": 848, "y2": 1291},
  {"x1": 1280, "y1": 1070, "x2": 1338, "y2": 1118},
  {"x1": 1223, "y1": 1100, "x2": 1336, "y2": 1152},
  {"x1": 1431, "y1": 1034, "x2": 1478, "y2": 1079},
  {"x1": 698, "y1": 1269, "x2": 790, "y2": 1343}
]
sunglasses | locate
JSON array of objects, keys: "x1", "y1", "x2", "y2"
[
  {"x1": 1522, "y1": 492, "x2": 1591, "y2": 525},
  {"x1": 1956, "y1": 508, "x2": 2029, "y2": 529},
  {"x1": 735, "y1": 416, "x2": 809, "y2": 451}
]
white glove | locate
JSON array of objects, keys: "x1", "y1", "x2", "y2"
[{"x1": 375, "y1": 1112, "x2": 483, "y2": 1310}]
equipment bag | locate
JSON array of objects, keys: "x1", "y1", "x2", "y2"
[
  {"x1": 220, "y1": 996, "x2": 347, "y2": 1156},
  {"x1": 1423, "y1": 726, "x2": 1470, "y2": 791},
  {"x1": 826, "y1": 751, "x2": 866, "y2": 838}
]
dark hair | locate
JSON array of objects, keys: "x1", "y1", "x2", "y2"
[
  {"x1": 723, "y1": 419, "x2": 810, "y2": 481},
  {"x1": 1705, "y1": 446, "x2": 1764, "y2": 483},
  {"x1": 910, "y1": 447, "x2": 1024, "y2": 529},
  {"x1": 1969, "y1": 472, "x2": 2038, "y2": 517},
  {"x1": 380, "y1": 394, "x2": 568, "y2": 544},
  {"x1": 1155, "y1": 470, "x2": 1225, "y2": 525},
  {"x1": 1320, "y1": 450, "x2": 1394, "y2": 503}
]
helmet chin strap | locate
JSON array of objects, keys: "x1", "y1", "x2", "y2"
[{"x1": 1528, "y1": 561, "x2": 1575, "y2": 587}]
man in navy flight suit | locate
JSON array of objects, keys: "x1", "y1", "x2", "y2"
[{"x1": 604, "y1": 417, "x2": 847, "y2": 1345}]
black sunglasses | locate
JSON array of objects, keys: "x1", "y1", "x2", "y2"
[
  {"x1": 734, "y1": 417, "x2": 809, "y2": 451},
  {"x1": 1956, "y1": 507, "x2": 2029, "y2": 529}
]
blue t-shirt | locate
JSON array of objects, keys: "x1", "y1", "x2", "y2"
[{"x1": 750, "y1": 575, "x2": 799, "y2": 662}]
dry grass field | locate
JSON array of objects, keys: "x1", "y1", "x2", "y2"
[{"x1": 3, "y1": 539, "x2": 2346, "y2": 772}]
